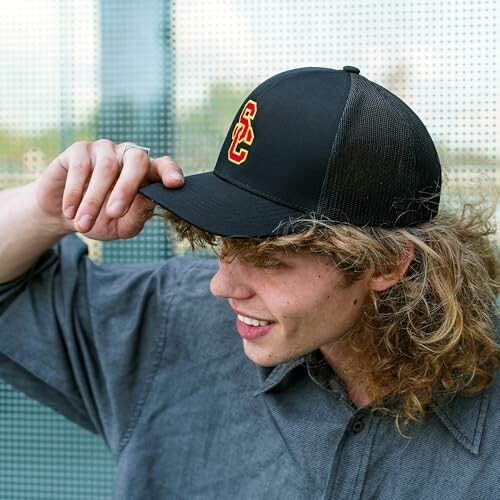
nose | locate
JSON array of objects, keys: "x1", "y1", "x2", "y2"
[{"x1": 210, "y1": 259, "x2": 254, "y2": 300}]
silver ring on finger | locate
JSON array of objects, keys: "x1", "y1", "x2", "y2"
[{"x1": 121, "y1": 142, "x2": 150, "y2": 161}]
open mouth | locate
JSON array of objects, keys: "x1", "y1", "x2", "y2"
[
  {"x1": 235, "y1": 314, "x2": 274, "y2": 340},
  {"x1": 237, "y1": 314, "x2": 271, "y2": 327}
]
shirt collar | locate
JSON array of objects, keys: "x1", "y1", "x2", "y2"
[
  {"x1": 432, "y1": 324, "x2": 499, "y2": 454},
  {"x1": 254, "y1": 356, "x2": 307, "y2": 395},
  {"x1": 430, "y1": 383, "x2": 491, "y2": 455},
  {"x1": 255, "y1": 353, "x2": 493, "y2": 456}
]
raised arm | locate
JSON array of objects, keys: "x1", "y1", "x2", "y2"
[{"x1": 0, "y1": 139, "x2": 184, "y2": 283}]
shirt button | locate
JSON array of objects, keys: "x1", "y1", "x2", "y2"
[{"x1": 351, "y1": 419, "x2": 365, "y2": 434}]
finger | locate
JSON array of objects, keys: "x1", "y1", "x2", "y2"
[
  {"x1": 74, "y1": 145, "x2": 120, "y2": 232},
  {"x1": 148, "y1": 156, "x2": 184, "y2": 188},
  {"x1": 116, "y1": 195, "x2": 156, "y2": 239},
  {"x1": 59, "y1": 142, "x2": 93, "y2": 220},
  {"x1": 105, "y1": 144, "x2": 151, "y2": 218}
]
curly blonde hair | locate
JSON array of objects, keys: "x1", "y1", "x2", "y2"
[{"x1": 163, "y1": 206, "x2": 499, "y2": 425}]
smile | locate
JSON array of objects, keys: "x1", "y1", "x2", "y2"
[{"x1": 237, "y1": 314, "x2": 270, "y2": 327}]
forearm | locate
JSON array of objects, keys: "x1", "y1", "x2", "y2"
[{"x1": 0, "y1": 181, "x2": 66, "y2": 283}]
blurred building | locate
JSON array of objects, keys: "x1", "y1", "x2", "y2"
[{"x1": 98, "y1": 0, "x2": 174, "y2": 263}]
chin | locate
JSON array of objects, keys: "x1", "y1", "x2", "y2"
[{"x1": 242, "y1": 340, "x2": 301, "y2": 367}]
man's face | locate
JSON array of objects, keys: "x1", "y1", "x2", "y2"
[{"x1": 209, "y1": 250, "x2": 371, "y2": 366}]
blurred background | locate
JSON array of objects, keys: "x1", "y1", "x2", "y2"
[{"x1": 0, "y1": 0, "x2": 498, "y2": 497}]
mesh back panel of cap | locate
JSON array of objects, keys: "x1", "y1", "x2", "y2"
[{"x1": 319, "y1": 74, "x2": 440, "y2": 226}]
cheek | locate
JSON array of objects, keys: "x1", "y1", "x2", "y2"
[
  {"x1": 262, "y1": 270, "x2": 367, "y2": 327},
  {"x1": 282, "y1": 283, "x2": 366, "y2": 331},
  {"x1": 271, "y1": 290, "x2": 330, "y2": 331}
]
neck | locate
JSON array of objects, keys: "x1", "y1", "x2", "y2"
[{"x1": 319, "y1": 339, "x2": 385, "y2": 408}]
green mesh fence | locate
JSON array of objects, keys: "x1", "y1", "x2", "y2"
[
  {"x1": 0, "y1": 382, "x2": 113, "y2": 499},
  {"x1": 0, "y1": 0, "x2": 498, "y2": 498}
]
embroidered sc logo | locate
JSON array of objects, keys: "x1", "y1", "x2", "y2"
[{"x1": 228, "y1": 100, "x2": 257, "y2": 165}]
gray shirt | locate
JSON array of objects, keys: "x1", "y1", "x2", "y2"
[{"x1": 0, "y1": 235, "x2": 499, "y2": 499}]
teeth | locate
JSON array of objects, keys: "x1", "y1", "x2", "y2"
[{"x1": 237, "y1": 314, "x2": 270, "y2": 327}]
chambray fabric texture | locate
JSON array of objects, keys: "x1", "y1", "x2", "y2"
[{"x1": 0, "y1": 235, "x2": 499, "y2": 500}]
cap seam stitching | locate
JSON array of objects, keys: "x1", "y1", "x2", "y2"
[
  {"x1": 214, "y1": 170, "x2": 309, "y2": 214},
  {"x1": 317, "y1": 72, "x2": 355, "y2": 213}
]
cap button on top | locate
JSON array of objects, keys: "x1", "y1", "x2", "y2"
[{"x1": 343, "y1": 65, "x2": 360, "y2": 74}]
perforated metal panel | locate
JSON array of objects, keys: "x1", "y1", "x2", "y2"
[{"x1": 0, "y1": 0, "x2": 497, "y2": 497}]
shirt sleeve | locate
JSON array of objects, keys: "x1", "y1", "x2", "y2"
[{"x1": 0, "y1": 235, "x2": 178, "y2": 456}]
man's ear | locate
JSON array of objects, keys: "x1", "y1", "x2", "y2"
[{"x1": 368, "y1": 243, "x2": 414, "y2": 292}]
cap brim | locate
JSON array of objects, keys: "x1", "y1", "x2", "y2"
[{"x1": 139, "y1": 172, "x2": 305, "y2": 237}]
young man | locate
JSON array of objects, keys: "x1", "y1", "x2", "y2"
[{"x1": 0, "y1": 67, "x2": 498, "y2": 499}]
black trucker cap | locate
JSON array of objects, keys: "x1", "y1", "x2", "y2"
[{"x1": 140, "y1": 66, "x2": 441, "y2": 237}]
